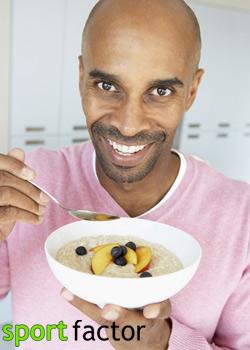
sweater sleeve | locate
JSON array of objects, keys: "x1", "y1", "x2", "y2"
[
  {"x1": 0, "y1": 240, "x2": 10, "y2": 300},
  {"x1": 168, "y1": 262, "x2": 250, "y2": 350}
]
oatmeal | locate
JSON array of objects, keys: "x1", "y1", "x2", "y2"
[{"x1": 56, "y1": 235, "x2": 183, "y2": 278}]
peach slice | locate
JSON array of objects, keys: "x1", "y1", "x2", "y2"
[
  {"x1": 90, "y1": 243, "x2": 119, "y2": 253},
  {"x1": 91, "y1": 243, "x2": 118, "y2": 275},
  {"x1": 125, "y1": 247, "x2": 137, "y2": 265},
  {"x1": 135, "y1": 246, "x2": 152, "y2": 273}
]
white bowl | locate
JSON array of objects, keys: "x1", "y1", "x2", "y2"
[{"x1": 45, "y1": 218, "x2": 202, "y2": 308}]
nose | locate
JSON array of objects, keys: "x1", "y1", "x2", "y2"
[{"x1": 111, "y1": 97, "x2": 150, "y2": 137}]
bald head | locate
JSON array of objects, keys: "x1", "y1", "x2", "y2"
[
  {"x1": 82, "y1": 0, "x2": 201, "y2": 69},
  {"x1": 78, "y1": 0, "x2": 205, "y2": 186}
]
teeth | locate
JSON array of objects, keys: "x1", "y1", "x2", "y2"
[{"x1": 107, "y1": 139, "x2": 146, "y2": 155}]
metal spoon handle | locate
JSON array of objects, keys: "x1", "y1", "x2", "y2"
[
  {"x1": 28, "y1": 180, "x2": 66, "y2": 210},
  {"x1": 28, "y1": 180, "x2": 120, "y2": 221}
]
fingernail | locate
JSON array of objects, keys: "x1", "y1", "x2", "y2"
[
  {"x1": 21, "y1": 167, "x2": 36, "y2": 180},
  {"x1": 61, "y1": 289, "x2": 74, "y2": 302},
  {"x1": 102, "y1": 310, "x2": 119, "y2": 321},
  {"x1": 144, "y1": 306, "x2": 160, "y2": 319},
  {"x1": 39, "y1": 192, "x2": 50, "y2": 205}
]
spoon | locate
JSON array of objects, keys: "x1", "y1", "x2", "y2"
[{"x1": 29, "y1": 181, "x2": 120, "y2": 221}]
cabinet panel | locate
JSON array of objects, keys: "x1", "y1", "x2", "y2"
[
  {"x1": 59, "y1": 128, "x2": 90, "y2": 148},
  {"x1": 60, "y1": 0, "x2": 98, "y2": 134},
  {"x1": 0, "y1": 293, "x2": 12, "y2": 324},
  {"x1": 180, "y1": 3, "x2": 250, "y2": 182},
  {"x1": 183, "y1": 4, "x2": 250, "y2": 131},
  {"x1": 11, "y1": 0, "x2": 66, "y2": 134},
  {"x1": 180, "y1": 129, "x2": 250, "y2": 182},
  {"x1": 11, "y1": 135, "x2": 59, "y2": 152}
]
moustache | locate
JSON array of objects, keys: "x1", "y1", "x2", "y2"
[{"x1": 92, "y1": 122, "x2": 167, "y2": 144}]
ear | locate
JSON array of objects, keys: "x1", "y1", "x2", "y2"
[
  {"x1": 78, "y1": 55, "x2": 84, "y2": 93},
  {"x1": 185, "y1": 68, "x2": 204, "y2": 111}
]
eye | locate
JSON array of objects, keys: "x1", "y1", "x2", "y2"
[
  {"x1": 97, "y1": 81, "x2": 116, "y2": 92},
  {"x1": 151, "y1": 87, "x2": 172, "y2": 97}
]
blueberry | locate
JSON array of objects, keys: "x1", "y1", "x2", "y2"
[
  {"x1": 125, "y1": 241, "x2": 136, "y2": 251},
  {"x1": 120, "y1": 245, "x2": 128, "y2": 256},
  {"x1": 114, "y1": 256, "x2": 127, "y2": 266},
  {"x1": 111, "y1": 246, "x2": 123, "y2": 259},
  {"x1": 75, "y1": 246, "x2": 87, "y2": 256},
  {"x1": 140, "y1": 272, "x2": 152, "y2": 278}
]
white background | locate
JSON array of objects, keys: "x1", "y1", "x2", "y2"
[
  {"x1": 0, "y1": 0, "x2": 250, "y2": 335},
  {"x1": 6, "y1": 0, "x2": 250, "y2": 181}
]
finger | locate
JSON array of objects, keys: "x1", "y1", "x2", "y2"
[
  {"x1": 0, "y1": 186, "x2": 45, "y2": 215},
  {"x1": 101, "y1": 304, "x2": 148, "y2": 327},
  {"x1": 0, "y1": 152, "x2": 35, "y2": 180},
  {"x1": 0, "y1": 206, "x2": 43, "y2": 225},
  {"x1": 143, "y1": 300, "x2": 171, "y2": 320},
  {"x1": 61, "y1": 288, "x2": 104, "y2": 325},
  {"x1": 101, "y1": 304, "x2": 123, "y2": 322},
  {"x1": 8, "y1": 148, "x2": 25, "y2": 162},
  {"x1": 0, "y1": 171, "x2": 50, "y2": 205}
]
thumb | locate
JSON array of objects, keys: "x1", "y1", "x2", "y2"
[{"x1": 8, "y1": 148, "x2": 25, "y2": 162}]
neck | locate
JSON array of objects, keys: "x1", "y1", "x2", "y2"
[{"x1": 96, "y1": 150, "x2": 180, "y2": 217}]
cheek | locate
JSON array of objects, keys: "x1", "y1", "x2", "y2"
[
  {"x1": 82, "y1": 91, "x2": 115, "y2": 126},
  {"x1": 152, "y1": 101, "x2": 185, "y2": 133}
]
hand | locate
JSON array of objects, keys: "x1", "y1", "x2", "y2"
[
  {"x1": 61, "y1": 288, "x2": 172, "y2": 350},
  {"x1": 0, "y1": 148, "x2": 50, "y2": 243}
]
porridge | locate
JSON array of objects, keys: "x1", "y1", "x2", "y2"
[{"x1": 56, "y1": 235, "x2": 183, "y2": 278}]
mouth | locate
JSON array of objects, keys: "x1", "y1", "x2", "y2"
[
  {"x1": 107, "y1": 139, "x2": 148, "y2": 156},
  {"x1": 100, "y1": 137, "x2": 153, "y2": 167}
]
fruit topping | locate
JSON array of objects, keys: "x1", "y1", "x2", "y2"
[
  {"x1": 90, "y1": 243, "x2": 119, "y2": 253},
  {"x1": 111, "y1": 246, "x2": 124, "y2": 259},
  {"x1": 114, "y1": 256, "x2": 127, "y2": 266},
  {"x1": 75, "y1": 246, "x2": 87, "y2": 256},
  {"x1": 90, "y1": 241, "x2": 152, "y2": 276},
  {"x1": 135, "y1": 246, "x2": 152, "y2": 273},
  {"x1": 120, "y1": 245, "x2": 128, "y2": 256},
  {"x1": 125, "y1": 247, "x2": 137, "y2": 265},
  {"x1": 92, "y1": 243, "x2": 118, "y2": 275},
  {"x1": 125, "y1": 241, "x2": 136, "y2": 251},
  {"x1": 140, "y1": 271, "x2": 152, "y2": 278}
]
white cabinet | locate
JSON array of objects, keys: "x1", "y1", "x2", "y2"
[
  {"x1": 60, "y1": 0, "x2": 97, "y2": 136},
  {"x1": 180, "y1": 3, "x2": 250, "y2": 181},
  {"x1": 10, "y1": 135, "x2": 59, "y2": 152},
  {"x1": 0, "y1": 293, "x2": 12, "y2": 323},
  {"x1": 10, "y1": 0, "x2": 97, "y2": 151},
  {"x1": 11, "y1": 0, "x2": 67, "y2": 137}
]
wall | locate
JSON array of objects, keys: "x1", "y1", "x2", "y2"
[
  {"x1": 1, "y1": 0, "x2": 250, "y2": 329},
  {"x1": 0, "y1": 1, "x2": 12, "y2": 343},
  {"x1": 0, "y1": 0, "x2": 10, "y2": 154},
  {"x1": 181, "y1": 2, "x2": 250, "y2": 181},
  {"x1": 193, "y1": 0, "x2": 250, "y2": 11}
]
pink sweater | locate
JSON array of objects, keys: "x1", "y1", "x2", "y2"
[{"x1": 1, "y1": 142, "x2": 250, "y2": 349}]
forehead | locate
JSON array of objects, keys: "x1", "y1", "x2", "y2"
[{"x1": 83, "y1": 5, "x2": 196, "y2": 82}]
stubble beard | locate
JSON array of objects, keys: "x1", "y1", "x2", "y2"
[{"x1": 91, "y1": 122, "x2": 168, "y2": 184}]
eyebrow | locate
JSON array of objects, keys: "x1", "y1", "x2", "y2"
[{"x1": 89, "y1": 69, "x2": 184, "y2": 88}]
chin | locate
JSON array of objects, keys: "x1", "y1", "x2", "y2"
[{"x1": 98, "y1": 156, "x2": 160, "y2": 184}]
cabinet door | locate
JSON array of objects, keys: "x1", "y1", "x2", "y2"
[
  {"x1": 180, "y1": 4, "x2": 250, "y2": 182},
  {"x1": 11, "y1": 0, "x2": 66, "y2": 135},
  {"x1": 11, "y1": 135, "x2": 59, "y2": 152},
  {"x1": 0, "y1": 293, "x2": 12, "y2": 324},
  {"x1": 60, "y1": 0, "x2": 98, "y2": 136},
  {"x1": 183, "y1": 4, "x2": 250, "y2": 131}
]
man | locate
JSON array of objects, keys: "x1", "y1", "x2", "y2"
[{"x1": 0, "y1": 0, "x2": 249, "y2": 349}]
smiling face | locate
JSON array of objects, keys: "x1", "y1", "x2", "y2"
[{"x1": 79, "y1": 0, "x2": 203, "y2": 184}]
